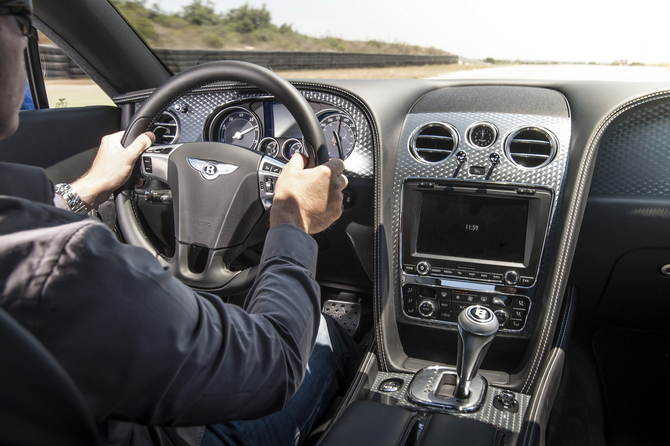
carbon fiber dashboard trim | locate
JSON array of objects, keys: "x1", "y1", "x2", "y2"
[
  {"x1": 120, "y1": 86, "x2": 374, "y2": 178},
  {"x1": 369, "y1": 371, "x2": 530, "y2": 446},
  {"x1": 591, "y1": 98, "x2": 670, "y2": 196},
  {"x1": 391, "y1": 111, "x2": 571, "y2": 335}
]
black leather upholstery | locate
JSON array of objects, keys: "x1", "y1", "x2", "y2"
[
  {"x1": 0, "y1": 307, "x2": 99, "y2": 446},
  {"x1": 318, "y1": 400, "x2": 504, "y2": 446}
]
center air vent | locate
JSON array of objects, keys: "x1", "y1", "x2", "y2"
[
  {"x1": 410, "y1": 123, "x2": 459, "y2": 163},
  {"x1": 504, "y1": 127, "x2": 557, "y2": 168},
  {"x1": 152, "y1": 111, "x2": 180, "y2": 145}
]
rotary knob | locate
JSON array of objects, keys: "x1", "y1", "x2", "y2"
[
  {"x1": 504, "y1": 270, "x2": 519, "y2": 285},
  {"x1": 418, "y1": 299, "x2": 436, "y2": 318},
  {"x1": 494, "y1": 309, "x2": 509, "y2": 326},
  {"x1": 416, "y1": 261, "x2": 430, "y2": 275}
]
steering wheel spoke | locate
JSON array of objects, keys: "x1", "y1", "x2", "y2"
[
  {"x1": 258, "y1": 156, "x2": 286, "y2": 210},
  {"x1": 117, "y1": 61, "x2": 328, "y2": 291}
]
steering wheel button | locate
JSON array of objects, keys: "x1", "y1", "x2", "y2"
[
  {"x1": 271, "y1": 165, "x2": 282, "y2": 174},
  {"x1": 262, "y1": 163, "x2": 272, "y2": 171}
]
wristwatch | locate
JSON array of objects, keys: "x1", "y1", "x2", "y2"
[{"x1": 54, "y1": 183, "x2": 88, "y2": 214}]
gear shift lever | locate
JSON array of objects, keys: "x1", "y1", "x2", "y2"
[{"x1": 455, "y1": 306, "x2": 499, "y2": 399}]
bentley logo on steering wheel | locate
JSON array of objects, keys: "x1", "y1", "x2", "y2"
[{"x1": 188, "y1": 158, "x2": 239, "y2": 180}]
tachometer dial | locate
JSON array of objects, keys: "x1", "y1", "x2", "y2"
[
  {"x1": 214, "y1": 107, "x2": 260, "y2": 150},
  {"x1": 319, "y1": 111, "x2": 356, "y2": 160}
]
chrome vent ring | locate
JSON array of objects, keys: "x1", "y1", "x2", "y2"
[
  {"x1": 409, "y1": 122, "x2": 459, "y2": 163},
  {"x1": 152, "y1": 111, "x2": 180, "y2": 145},
  {"x1": 504, "y1": 126, "x2": 558, "y2": 168}
]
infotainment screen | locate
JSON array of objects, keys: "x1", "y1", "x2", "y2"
[{"x1": 416, "y1": 193, "x2": 529, "y2": 263}]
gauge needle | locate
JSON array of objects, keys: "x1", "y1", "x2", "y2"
[
  {"x1": 332, "y1": 131, "x2": 345, "y2": 160},
  {"x1": 232, "y1": 126, "x2": 258, "y2": 140}
]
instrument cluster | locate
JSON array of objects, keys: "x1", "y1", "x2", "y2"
[{"x1": 203, "y1": 99, "x2": 358, "y2": 162}]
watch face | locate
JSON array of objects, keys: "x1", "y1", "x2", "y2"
[{"x1": 469, "y1": 124, "x2": 497, "y2": 148}]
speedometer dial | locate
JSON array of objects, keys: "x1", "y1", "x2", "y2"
[
  {"x1": 319, "y1": 111, "x2": 356, "y2": 160},
  {"x1": 214, "y1": 107, "x2": 260, "y2": 150}
]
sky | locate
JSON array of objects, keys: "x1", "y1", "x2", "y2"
[{"x1": 154, "y1": 0, "x2": 670, "y2": 64}]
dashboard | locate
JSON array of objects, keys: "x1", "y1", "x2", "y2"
[{"x1": 140, "y1": 84, "x2": 375, "y2": 179}]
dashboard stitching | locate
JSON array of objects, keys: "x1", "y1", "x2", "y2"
[{"x1": 521, "y1": 90, "x2": 670, "y2": 392}]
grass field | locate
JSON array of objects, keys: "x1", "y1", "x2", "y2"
[{"x1": 43, "y1": 64, "x2": 490, "y2": 108}]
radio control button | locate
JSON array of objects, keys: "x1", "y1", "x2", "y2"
[
  {"x1": 417, "y1": 262, "x2": 430, "y2": 275},
  {"x1": 504, "y1": 270, "x2": 519, "y2": 285},
  {"x1": 430, "y1": 267, "x2": 442, "y2": 274},
  {"x1": 491, "y1": 273, "x2": 503, "y2": 283},
  {"x1": 479, "y1": 272, "x2": 492, "y2": 280},
  {"x1": 465, "y1": 271, "x2": 478, "y2": 279},
  {"x1": 403, "y1": 264, "x2": 416, "y2": 273},
  {"x1": 452, "y1": 270, "x2": 466, "y2": 278},
  {"x1": 441, "y1": 268, "x2": 455, "y2": 276},
  {"x1": 512, "y1": 297, "x2": 529, "y2": 310},
  {"x1": 494, "y1": 309, "x2": 509, "y2": 327},
  {"x1": 518, "y1": 276, "x2": 534, "y2": 286},
  {"x1": 418, "y1": 299, "x2": 436, "y2": 318}
]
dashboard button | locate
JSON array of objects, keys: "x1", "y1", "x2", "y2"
[
  {"x1": 454, "y1": 302, "x2": 470, "y2": 313},
  {"x1": 491, "y1": 273, "x2": 503, "y2": 283},
  {"x1": 465, "y1": 271, "x2": 479, "y2": 279},
  {"x1": 512, "y1": 309, "x2": 527, "y2": 320},
  {"x1": 438, "y1": 289, "x2": 450, "y2": 299},
  {"x1": 417, "y1": 262, "x2": 430, "y2": 275},
  {"x1": 441, "y1": 268, "x2": 455, "y2": 276},
  {"x1": 418, "y1": 299, "x2": 436, "y2": 318},
  {"x1": 512, "y1": 297, "x2": 529, "y2": 310},
  {"x1": 479, "y1": 272, "x2": 492, "y2": 280},
  {"x1": 478, "y1": 294, "x2": 491, "y2": 305},
  {"x1": 419, "y1": 287, "x2": 436, "y2": 297},
  {"x1": 403, "y1": 264, "x2": 416, "y2": 274},
  {"x1": 452, "y1": 270, "x2": 466, "y2": 278},
  {"x1": 469, "y1": 166, "x2": 486, "y2": 175},
  {"x1": 519, "y1": 276, "x2": 534, "y2": 286},
  {"x1": 342, "y1": 190, "x2": 355, "y2": 208},
  {"x1": 508, "y1": 319, "x2": 524, "y2": 330},
  {"x1": 430, "y1": 267, "x2": 442, "y2": 274},
  {"x1": 402, "y1": 285, "x2": 416, "y2": 296},
  {"x1": 494, "y1": 309, "x2": 509, "y2": 327},
  {"x1": 438, "y1": 299, "x2": 452, "y2": 311},
  {"x1": 492, "y1": 295, "x2": 511, "y2": 307}
]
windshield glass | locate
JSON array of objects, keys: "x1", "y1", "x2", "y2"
[{"x1": 109, "y1": 0, "x2": 670, "y2": 82}]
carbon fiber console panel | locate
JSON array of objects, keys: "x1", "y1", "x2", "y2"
[{"x1": 369, "y1": 371, "x2": 530, "y2": 446}]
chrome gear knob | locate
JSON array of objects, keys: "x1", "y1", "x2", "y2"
[{"x1": 455, "y1": 305, "x2": 499, "y2": 399}]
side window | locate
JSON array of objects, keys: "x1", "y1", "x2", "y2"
[{"x1": 35, "y1": 32, "x2": 115, "y2": 109}]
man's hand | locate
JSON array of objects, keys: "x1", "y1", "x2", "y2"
[
  {"x1": 270, "y1": 154, "x2": 348, "y2": 234},
  {"x1": 71, "y1": 131, "x2": 155, "y2": 209}
]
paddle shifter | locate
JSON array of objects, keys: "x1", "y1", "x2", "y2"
[{"x1": 455, "y1": 306, "x2": 499, "y2": 399}]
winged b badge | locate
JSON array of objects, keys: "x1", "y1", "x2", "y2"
[{"x1": 188, "y1": 158, "x2": 239, "y2": 180}]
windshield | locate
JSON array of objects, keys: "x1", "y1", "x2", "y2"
[{"x1": 108, "y1": 0, "x2": 670, "y2": 82}]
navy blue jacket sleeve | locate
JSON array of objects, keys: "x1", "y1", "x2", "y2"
[{"x1": 21, "y1": 217, "x2": 320, "y2": 426}]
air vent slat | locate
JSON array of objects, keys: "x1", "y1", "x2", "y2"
[
  {"x1": 511, "y1": 139, "x2": 551, "y2": 146},
  {"x1": 505, "y1": 127, "x2": 557, "y2": 168},
  {"x1": 152, "y1": 111, "x2": 180, "y2": 145},
  {"x1": 417, "y1": 135, "x2": 453, "y2": 141},
  {"x1": 410, "y1": 123, "x2": 458, "y2": 163}
]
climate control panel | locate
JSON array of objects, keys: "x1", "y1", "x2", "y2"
[{"x1": 402, "y1": 283, "x2": 531, "y2": 332}]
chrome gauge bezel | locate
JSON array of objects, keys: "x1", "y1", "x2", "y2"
[
  {"x1": 259, "y1": 137, "x2": 280, "y2": 158},
  {"x1": 317, "y1": 108, "x2": 358, "y2": 160},
  {"x1": 207, "y1": 105, "x2": 261, "y2": 151},
  {"x1": 466, "y1": 122, "x2": 498, "y2": 149},
  {"x1": 282, "y1": 138, "x2": 306, "y2": 160}
]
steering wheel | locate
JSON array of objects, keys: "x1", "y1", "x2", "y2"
[{"x1": 115, "y1": 61, "x2": 329, "y2": 291}]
